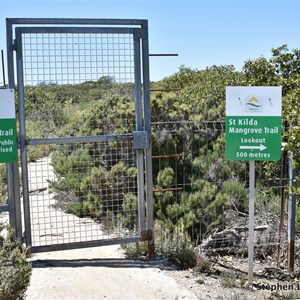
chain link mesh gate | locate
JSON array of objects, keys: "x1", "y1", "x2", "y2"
[{"x1": 7, "y1": 19, "x2": 154, "y2": 253}]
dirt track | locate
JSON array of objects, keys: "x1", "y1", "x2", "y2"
[{"x1": 26, "y1": 245, "x2": 198, "y2": 300}]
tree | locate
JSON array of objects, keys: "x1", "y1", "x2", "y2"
[{"x1": 244, "y1": 45, "x2": 300, "y2": 167}]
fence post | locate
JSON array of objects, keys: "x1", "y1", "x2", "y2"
[
  {"x1": 277, "y1": 120, "x2": 288, "y2": 266},
  {"x1": 142, "y1": 22, "x2": 155, "y2": 258},
  {"x1": 288, "y1": 152, "x2": 296, "y2": 272},
  {"x1": 6, "y1": 19, "x2": 22, "y2": 242}
]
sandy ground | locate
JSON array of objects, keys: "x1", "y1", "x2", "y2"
[
  {"x1": 26, "y1": 245, "x2": 199, "y2": 300},
  {"x1": 1, "y1": 204, "x2": 199, "y2": 300}
]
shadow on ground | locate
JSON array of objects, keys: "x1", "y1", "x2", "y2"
[{"x1": 31, "y1": 256, "x2": 170, "y2": 269}]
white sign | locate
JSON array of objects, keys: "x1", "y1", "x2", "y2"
[
  {"x1": 226, "y1": 86, "x2": 282, "y2": 116},
  {"x1": 0, "y1": 89, "x2": 16, "y2": 119},
  {"x1": 0, "y1": 89, "x2": 17, "y2": 163}
]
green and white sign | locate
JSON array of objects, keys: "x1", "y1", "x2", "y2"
[
  {"x1": 226, "y1": 86, "x2": 282, "y2": 161},
  {"x1": 0, "y1": 89, "x2": 17, "y2": 163}
]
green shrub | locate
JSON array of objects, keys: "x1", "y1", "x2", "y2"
[
  {"x1": 0, "y1": 224, "x2": 32, "y2": 300},
  {"x1": 193, "y1": 254, "x2": 211, "y2": 273},
  {"x1": 220, "y1": 271, "x2": 247, "y2": 288},
  {"x1": 121, "y1": 241, "x2": 148, "y2": 258},
  {"x1": 0, "y1": 165, "x2": 7, "y2": 205},
  {"x1": 168, "y1": 242, "x2": 197, "y2": 269},
  {"x1": 122, "y1": 193, "x2": 138, "y2": 229},
  {"x1": 26, "y1": 121, "x2": 57, "y2": 162},
  {"x1": 50, "y1": 143, "x2": 138, "y2": 222}
]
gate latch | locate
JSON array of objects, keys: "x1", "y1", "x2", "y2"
[{"x1": 133, "y1": 131, "x2": 149, "y2": 149}]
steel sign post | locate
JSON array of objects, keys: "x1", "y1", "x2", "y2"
[{"x1": 225, "y1": 86, "x2": 282, "y2": 286}]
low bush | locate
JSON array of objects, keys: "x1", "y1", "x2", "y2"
[{"x1": 0, "y1": 224, "x2": 32, "y2": 300}]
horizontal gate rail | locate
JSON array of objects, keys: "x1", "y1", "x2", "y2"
[
  {"x1": 31, "y1": 237, "x2": 141, "y2": 253},
  {"x1": 15, "y1": 26, "x2": 147, "y2": 37},
  {"x1": 7, "y1": 18, "x2": 147, "y2": 27},
  {"x1": 26, "y1": 134, "x2": 133, "y2": 146}
]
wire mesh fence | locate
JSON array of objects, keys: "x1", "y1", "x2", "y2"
[
  {"x1": 151, "y1": 120, "x2": 290, "y2": 262},
  {"x1": 19, "y1": 30, "x2": 141, "y2": 249},
  {"x1": 27, "y1": 140, "x2": 138, "y2": 248},
  {"x1": 22, "y1": 32, "x2": 135, "y2": 86},
  {"x1": 22, "y1": 32, "x2": 136, "y2": 141}
]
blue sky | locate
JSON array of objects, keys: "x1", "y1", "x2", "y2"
[{"x1": 0, "y1": 0, "x2": 300, "y2": 83}]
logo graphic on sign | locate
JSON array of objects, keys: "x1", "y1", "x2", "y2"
[{"x1": 245, "y1": 96, "x2": 263, "y2": 112}]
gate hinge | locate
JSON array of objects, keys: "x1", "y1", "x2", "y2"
[
  {"x1": 133, "y1": 131, "x2": 149, "y2": 149},
  {"x1": 140, "y1": 230, "x2": 153, "y2": 241}
]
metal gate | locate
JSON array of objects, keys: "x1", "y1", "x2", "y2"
[{"x1": 6, "y1": 18, "x2": 154, "y2": 253}]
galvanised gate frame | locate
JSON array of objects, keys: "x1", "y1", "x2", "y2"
[{"x1": 6, "y1": 18, "x2": 154, "y2": 254}]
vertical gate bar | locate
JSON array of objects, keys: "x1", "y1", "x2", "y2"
[
  {"x1": 15, "y1": 29, "x2": 32, "y2": 246},
  {"x1": 6, "y1": 19, "x2": 22, "y2": 242},
  {"x1": 5, "y1": 19, "x2": 16, "y2": 235},
  {"x1": 134, "y1": 34, "x2": 146, "y2": 232},
  {"x1": 6, "y1": 19, "x2": 15, "y2": 234},
  {"x1": 288, "y1": 152, "x2": 296, "y2": 272},
  {"x1": 141, "y1": 22, "x2": 155, "y2": 257}
]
